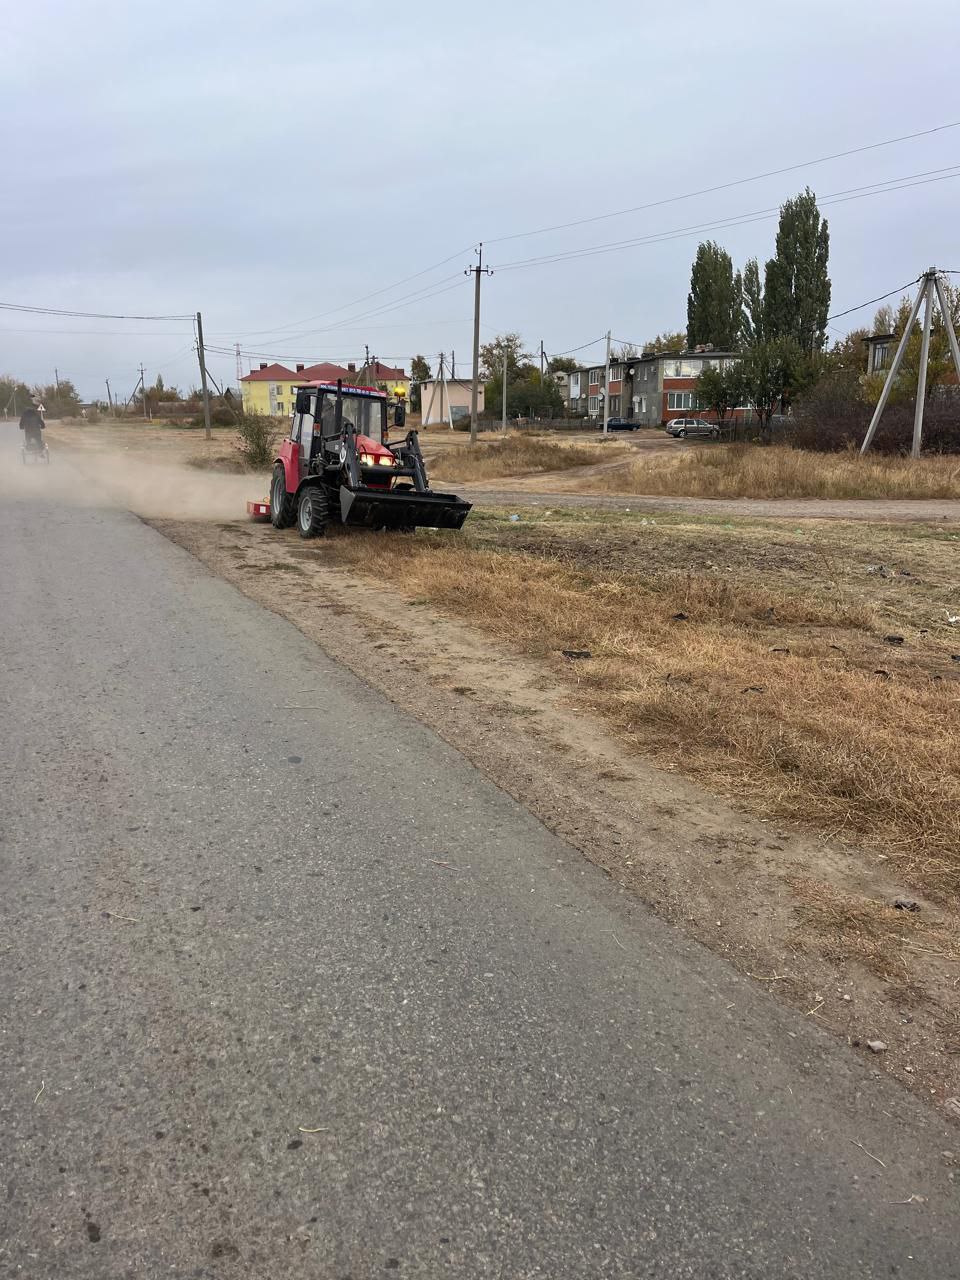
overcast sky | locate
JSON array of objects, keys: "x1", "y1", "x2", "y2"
[{"x1": 2, "y1": 0, "x2": 959, "y2": 400}]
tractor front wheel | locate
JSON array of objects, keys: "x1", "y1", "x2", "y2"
[
  {"x1": 297, "y1": 486, "x2": 329, "y2": 539},
  {"x1": 271, "y1": 464, "x2": 296, "y2": 529}
]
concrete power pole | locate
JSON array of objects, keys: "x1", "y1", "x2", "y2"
[
  {"x1": 105, "y1": 379, "x2": 113, "y2": 413},
  {"x1": 195, "y1": 311, "x2": 212, "y2": 441},
  {"x1": 235, "y1": 342, "x2": 243, "y2": 392},
  {"x1": 602, "y1": 330, "x2": 612, "y2": 436},
  {"x1": 140, "y1": 363, "x2": 148, "y2": 420},
  {"x1": 466, "y1": 243, "x2": 492, "y2": 445},
  {"x1": 860, "y1": 268, "x2": 960, "y2": 459}
]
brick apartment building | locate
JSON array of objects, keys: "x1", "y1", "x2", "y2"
[{"x1": 578, "y1": 347, "x2": 743, "y2": 426}]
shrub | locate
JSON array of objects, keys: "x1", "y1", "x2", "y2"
[
  {"x1": 789, "y1": 391, "x2": 960, "y2": 454},
  {"x1": 234, "y1": 413, "x2": 278, "y2": 470}
]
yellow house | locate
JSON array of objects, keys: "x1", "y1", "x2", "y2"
[
  {"x1": 240, "y1": 360, "x2": 410, "y2": 416},
  {"x1": 239, "y1": 363, "x2": 300, "y2": 417}
]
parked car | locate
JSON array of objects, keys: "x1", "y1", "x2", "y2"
[
  {"x1": 665, "y1": 416, "x2": 723, "y2": 439},
  {"x1": 596, "y1": 416, "x2": 639, "y2": 432}
]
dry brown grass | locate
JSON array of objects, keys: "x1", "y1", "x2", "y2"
[
  {"x1": 428, "y1": 431, "x2": 623, "y2": 482},
  {"x1": 586, "y1": 443, "x2": 960, "y2": 499},
  {"x1": 790, "y1": 878, "x2": 960, "y2": 984},
  {"x1": 323, "y1": 527, "x2": 960, "y2": 899}
]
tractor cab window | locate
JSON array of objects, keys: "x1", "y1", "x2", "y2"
[
  {"x1": 291, "y1": 391, "x2": 314, "y2": 444},
  {"x1": 340, "y1": 394, "x2": 385, "y2": 443},
  {"x1": 314, "y1": 391, "x2": 386, "y2": 449}
]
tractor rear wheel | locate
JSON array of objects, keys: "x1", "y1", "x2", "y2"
[
  {"x1": 297, "y1": 486, "x2": 329, "y2": 539},
  {"x1": 271, "y1": 464, "x2": 295, "y2": 529}
]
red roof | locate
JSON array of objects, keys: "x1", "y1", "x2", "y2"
[
  {"x1": 240, "y1": 362, "x2": 296, "y2": 382},
  {"x1": 297, "y1": 362, "x2": 353, "y2": 382},
  {"x1": 368, "y1": 360, "x2": 406, "y2": 380},
  {"x1": 240, "y1": 359, "x2": 406, "y2": 383}
]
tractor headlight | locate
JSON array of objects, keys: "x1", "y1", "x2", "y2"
[
  {"x1": 360, "y1": 452, "x2": 377, "y2": 466},
  {"x1": 378, "y1": 454, "x2": 395, "y2": 466}
]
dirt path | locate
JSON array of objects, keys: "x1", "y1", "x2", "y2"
[
  {"x1": 153, "y1": 515, "x2": 960, "y2": 1117},
  {"x1": 458, "y1": 485, "x2": 960, "y2": 522}
]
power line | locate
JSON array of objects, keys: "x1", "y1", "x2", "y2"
[
  {"x1": 486, "y1": 119, "x2": 960, "y2": 245},
  {"x1": 0, "y1": 302, "x2": 193, "y2": 321},
  {"x1": 491, "y1": 166, "x2": 960, "y2": 275},
  {"x1": 550, "y1": 335, "x2": 607, "y2": 355},
  {"x1": 225, "y1": 244, "x2": 476, "y2": 339},
  {"x1": 826, "y1": 278, "x2": 921, "y2": 322},
  {"x1": 0, "y1": 327, "x2": 199, "y2": 336}
]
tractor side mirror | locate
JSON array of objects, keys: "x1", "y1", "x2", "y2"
[{"x1": 394, "y1": 403, "x2": 406, "y2": 427}]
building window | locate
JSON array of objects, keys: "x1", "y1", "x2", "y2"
[
  {"x1": 667, "y1": 391, "x2": 694, "y2": 410},
  {"x1": 589, "y1": 368, "x2": 604, "y2": 386},
  {"x1": 588, "y1": 395, "x2": 599, "y2": 414},
  {"x1": 873, "y1": 343, "x2": 889, "y2": 372},
  {"x1": 608, "y1": 395, "x2": 621, "y2": 415},
  {"x1": 276, "y1": 402, "x2": 284, "y2": 414},
  {"x1": 640, "y1": 395, "x2": 646, "y2": 414}
]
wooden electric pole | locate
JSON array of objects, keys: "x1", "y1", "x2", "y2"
[{"x1": 196, "y1": 311, "x2": 212, "y2": 441}]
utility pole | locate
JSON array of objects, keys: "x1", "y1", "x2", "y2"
[
  {"x1": 502, "y1": 350, "x2": 508, "y2": 431},
  {"x1": 540, "y1": 340, "x2": 545, "y2": 381},
  {"x1": 140, "y1": 363, "x2": 148, "y2": 420},
  {"x1": 424, "y1": 353, "x2": 441, "y2": 426},
  {"x1": 235, "y1": 342, "x2": 243, "y2": 392},
  {"x1": 466, "y1": 243, "x2": 492, "y2": 445},
  {"x1": 54, "y1": 367, "x2": 60, "y2": 391},
  {"x1": 364, "y1": 343, "x2": 371, "y2": 385},
  {"x1": 860, "y1": 268, "x2": 960, "y2": 459},
  {"x1": 451, "y1": 350, "x2": 455, "y2": 378},
  {"x1": 195, "y1": 311, "x2": 212, "y2": 441},
  {"x1": 602, "y1": 330, "x2": 612, "y2": 436},
  {"x1": 105, "y1": 379, "x2": 113, "y2": 413},
  {"x1": 439, "y1": 352, "x2": 454, "y2": 430}
]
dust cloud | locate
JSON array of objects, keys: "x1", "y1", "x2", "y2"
[{"x1": 0, "y1": 423, "x2": 264, "y2": 521}]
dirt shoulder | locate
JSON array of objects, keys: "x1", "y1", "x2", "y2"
[
  {"x1": 455, "y1": 486, "x2": 960, "y2": 522},
  {"x1": 153, "y1": 512, "x2": 960, "y2": 1117}
]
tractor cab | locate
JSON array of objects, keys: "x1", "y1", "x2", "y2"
[{"x1": 270, "y1": 378, "x2": 471, "y2": 536}]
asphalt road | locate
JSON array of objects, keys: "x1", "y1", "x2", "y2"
[{"x1": 2, "y1": 428, "x2": 958, "y2": 1278}]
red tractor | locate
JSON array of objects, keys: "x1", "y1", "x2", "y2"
[{"x1": 269, "y1": 380, "x2": 470, "y2": 537}]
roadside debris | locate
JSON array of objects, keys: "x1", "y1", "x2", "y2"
[
  {"x1": 671, "y1": 612, "x2": 688, "y2": 621},
  {"x1": 894, "y1": 898, "x2": 921, "y2": 912},
  {"x1": 945, "y1": 1098, "x2": 960, "y2": 1122},
  {"x1": 883, "y1": 635, "x2": 905, "y2": 645},
  {"x1": 562, "y1": 649, "x2": 592, "y2": 660},
  {"x1": 866, "y1": 1039, "x2": 888, "y2": 1054},
  {"x1": 509, "y1": 514, "x2": 520, "y2": 522},
  {"x1": 850, "y1": 1138, "x2": 887, "y2": 1168}
]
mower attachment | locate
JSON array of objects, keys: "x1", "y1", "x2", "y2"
[{"x1": 339, "y1": 484, "x2": 472, "y2": 531}]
